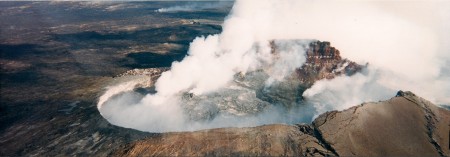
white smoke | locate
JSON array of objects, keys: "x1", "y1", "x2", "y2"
[
  {"x1": 299, "y1": 0, "x2": 450, "y2": 116},
  {"x1": 99, "y1": 39, "x2": 311, "y2": 132},
  {"x1": 265, "y1": 40, "x2": 307, "y2": 86},
  {"x1": 98, "y1": 0, "x2": 450, "y2": 132}
]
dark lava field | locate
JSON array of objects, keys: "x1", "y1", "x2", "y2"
[
  {"x1": 2, "y1": 1, "x2": 449, "y2": 157},
  {"x1": 0, "y1": 1, "x2": 232, "y2": 155}
]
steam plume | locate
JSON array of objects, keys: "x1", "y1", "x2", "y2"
[{"x1": 98, "y1": 0, "x2": 450, "y2": 132}]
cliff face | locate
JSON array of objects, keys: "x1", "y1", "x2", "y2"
[
  {"x1": 115, "y1": 91, "x2": 450, "y2": 156},
  {"x1": 121, "y1": 40, "x2": 363, "y2": 87},
  {"x1": 297, "y1": 41, "x2": 362, "y2": 85},
  {"x1": 107, "y1": 41, "x2": 450, "y2": 156},
  {"x1": 258, "y1": 40, "x2": 362, "y2": 105},
  {"x1": 113, "y1": 41, "x2": 363, "y2": 116}
]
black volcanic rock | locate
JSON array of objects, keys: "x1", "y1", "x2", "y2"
[
  {"x1": 0, "y1": 2, "x2": 230, "y2": 156},
  {"x1": 115, "y1": 91, "x2": 450, "y2": 156}
]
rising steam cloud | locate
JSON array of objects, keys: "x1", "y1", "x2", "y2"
[{"x1": 98, "y1": 0, "x2": 450, "y2": 132}]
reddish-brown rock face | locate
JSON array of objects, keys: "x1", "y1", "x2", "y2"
[
  {"x1": 297, "y1": 41, "x2": 362, "y2": 85},
  {"x1": 269, "y1": 40, "x2": 363, "y2": 86},
  {"x1": 115, "y1": 40, "x2": 364, "y2": 107},
  {"x1": 257, "y1": 40, "x2": 363, "y2": 106},
  {"x1": 122, "y1": 41, "x2": 363, "y2": 89},
  {"x1": 307, "y1": 41, "x2": 341, "y2": 60}
]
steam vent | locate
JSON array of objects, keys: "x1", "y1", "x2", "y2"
[
  {"x1": 102, "y1": 40, "x2": 364, "y2": 126},
  {"x1": 1, "y1": 1, "x2": 449, "y2": 156},
  {"x1": 100, "y1": 40, "x2": 449, "y2": 156}
]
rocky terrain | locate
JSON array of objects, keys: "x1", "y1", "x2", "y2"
[
  {"x1": 116, "y1": 124, "x2": 334, "y2": 156},
  {"x1": 1, "y1": 2, "x2": 449, "y2": 156},
  {"x1": 0, "y1": 2, "x2": 229, "y2": 156},
  {"x1": 106, "y1": 40, "x2": 363, "y2": 124},
  {"x1": 313, "y1": 91, "x2": 449, "y2": 156},
  {"x1": 259, "y1": 40, "x2": 363, "y2": 106},
  {"x1": 297, "y1": 41, "x2": 362, "y2": 86},
  {"x1": 116, "y1": 91, "x2": 450, "y2": 156},
  {"x1": 119, "y1": 40, "x2": 362, "y2": 86}
]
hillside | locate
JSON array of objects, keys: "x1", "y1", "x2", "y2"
[{"x1": 116, "y1": 91, "x2": 450, "y2": 156}]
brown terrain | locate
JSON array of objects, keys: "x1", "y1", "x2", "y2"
[
  {"x1": 116, "y1": 91, "x2": 450, "y2": 157},
  {"x1": 269, "y1": 40, "x2": 362, "y2": 86},
  {"x1": 250, "y1": 40, "x2": 363, "y2": 107},
  {"x1": 314, "y1": 91, "x2": 450, "y2": 156},
  {"x1": 298, "y1": 41, "x2": 362, "y2": 85}
]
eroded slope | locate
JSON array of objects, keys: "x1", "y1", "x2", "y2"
[
  {"x1": 116, "y1": 91, "x2": 450, "y2": 156},
  {"x1": 313, "y1": 91, "x2": 450, "y2": 156}
]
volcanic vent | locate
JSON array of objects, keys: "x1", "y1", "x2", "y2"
[{"x1": 98, "y1": 40, "x2": 363, "y2": 132}]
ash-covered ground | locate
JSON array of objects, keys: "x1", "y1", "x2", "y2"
[{"x1": 0, "y1": 1, "x2": 232, "y2": 155}]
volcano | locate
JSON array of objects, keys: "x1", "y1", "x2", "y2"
[
  {"x1": 115, "y1": 91, "x2": 450, "y2": 156},
  {"x1": 1, "y1": 1, "x2": 449, "y2": 156},
  {"x1": 98, "y1": 40, "x2": 364, "y2": 132}
]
